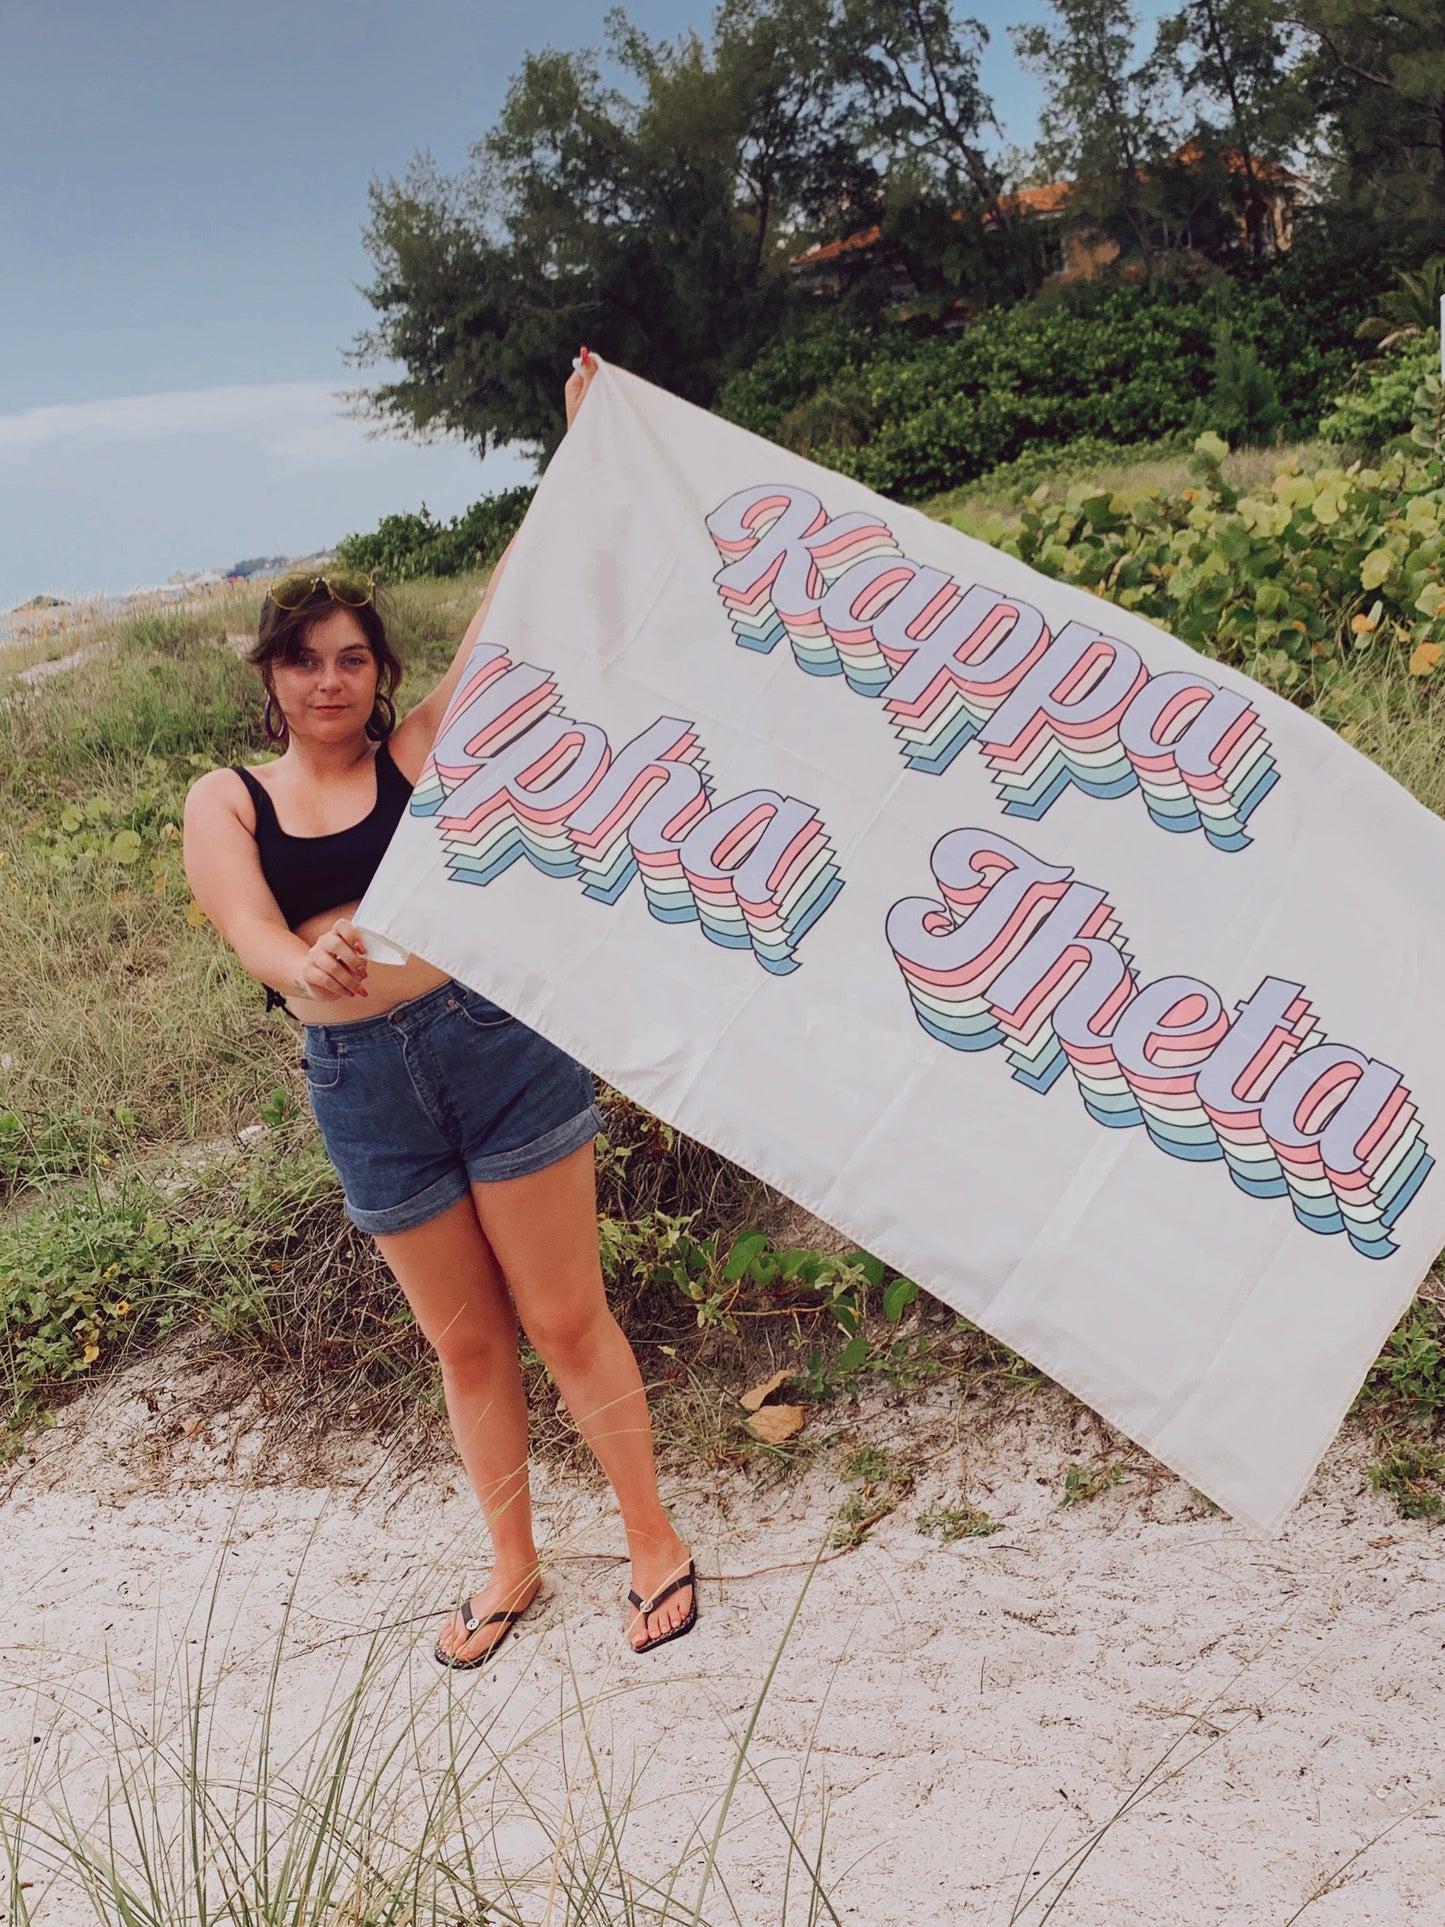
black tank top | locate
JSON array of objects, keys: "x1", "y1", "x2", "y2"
[{"x1": 230, "y1": 743, "x2": 413, "y2": 1009}]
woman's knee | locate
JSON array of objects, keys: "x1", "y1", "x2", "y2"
[
  {"x1": 523, "y1": 1290, "x2": 616, "y2": 1376},
  {"x1": 428, "y1": 1307, "x2": 517, "y2": 1384}
]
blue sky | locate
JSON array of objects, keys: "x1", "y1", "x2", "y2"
[{"x1": 1, "y1": 0, "x2": 1167, "y2": 610}]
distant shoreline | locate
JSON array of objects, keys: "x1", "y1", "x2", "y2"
[
  {"x1": 0, "y1": 554, "x2": 329, "y2": 649},
  {"x1": 0, "y1": 576, "x2": 231, "y2": 651}
]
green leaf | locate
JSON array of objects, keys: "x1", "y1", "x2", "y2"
[
  {"x1": 722, "y1": 1230, "x2": 769, "y2": 1282},
  {"x1": 1360, "y1": 548, "x2": 1395, "y2": 591},
  {"x1": 838, "y1": 1334, "x2": 870, "y2": 1374},
  {"x1": 111, "y1": 829, "x2": 143, "y2": 865},
  {"x1": 883, "y1": 1276, "x2": 919, "y2": 1322}
]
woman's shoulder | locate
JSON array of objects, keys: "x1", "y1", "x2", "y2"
[
  {"x1": 185, "y1": 762, "x2": 262, "y2": 828},
  {"x1": 378, "y1": 729, "x2": 422, "y2": 789}
]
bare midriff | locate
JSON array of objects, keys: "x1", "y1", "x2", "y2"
[{"x1": 282, "y1": 898, "x2": 449, "y2": 1025}]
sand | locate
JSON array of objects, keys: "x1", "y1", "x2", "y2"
[{"x1": 3, "y1": 1356, "x2": 1444, "y2": 1925}]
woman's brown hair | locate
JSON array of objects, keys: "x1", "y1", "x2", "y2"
[{"x1": 247, "y1": 583, "x2": 403, "y2": 742}]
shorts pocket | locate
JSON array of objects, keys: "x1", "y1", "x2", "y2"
[
  {"x1": 300, "y1": 1051, "x2": 343, "y2": 1091},
  {"x1": 455, "y1": 989, "x2": 514, "y2": 1031}
]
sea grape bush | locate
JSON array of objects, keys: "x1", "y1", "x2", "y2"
[
  {"x1": 1320, "y1": 335, "x2": 1440, "y2": 449},
  {"x1": 954, "y1": 433, "x2": 1445, "y2": 710},
  {"x1": 20, "y1": 751, "x2": 195, "y2": 886},
  {"x1": 598, "y1": 1210, "x2": 913, "y2": 1347}
]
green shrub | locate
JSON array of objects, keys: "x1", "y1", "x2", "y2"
[
  {"x1": 720, "y1": 282, "x2": 1360, "y2": 501},
  {"x1": 0, "y1": 1131, "x2": 402, "y2": 1452},
  {"x1": 1207, "y1": 322, "x2": 1283, "y2": 446},
  {"x1": 1, "y1": 1175, "x2": 233, "y2": 1446},
  {"x1": 1367, "y1": 1439, "x2": 1445, "y2": 1520},
  {"x1": 1357, "y1": 1296, "x2": 1445, "y2": 1419},
  {"x1": 336, "y1": 486, "x2": 536, "y2": 581},
  {"x1": 0, "y1": 1108, "x2": 120, "y2": 1201},
  {"x1": 0, "y1": 1080, "x2": 931, "y2": 1458},
  {"x1": 721, "y1": 290, "x2": 1220, "y2": 499},
  {"x1": 1320, "y1": 334, "x2": 1441, "y2": 447}
]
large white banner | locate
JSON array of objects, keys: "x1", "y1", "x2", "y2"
[{"x1": 359, "y1": 360, "x2": 1445, "y2": 1531}]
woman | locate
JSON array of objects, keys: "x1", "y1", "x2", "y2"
[{"x1": 183, "y1": 351, "x2": 696, "y2": 1668}]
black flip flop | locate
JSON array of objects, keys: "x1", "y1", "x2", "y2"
[
  {"x1": 627, "y1": 1560, "x2": 698, "y2": 1654},
  {"x1": 434, "y1": 1588, "x2": 537, "y2": 1671}
]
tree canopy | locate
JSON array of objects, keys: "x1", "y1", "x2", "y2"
[{"x1": 352, "y1": 0, "x2": 1445, "y2": 460}]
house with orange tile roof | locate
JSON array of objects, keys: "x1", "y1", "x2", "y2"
[{"x1": 790, "y1": 148, "x2": 1305, "y2": 302}]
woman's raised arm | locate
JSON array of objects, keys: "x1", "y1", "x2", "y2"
[
  {"x1": 388, "y1": 535, "x2": 515, "y2": 776},
  {"x1": 390, "y1": 348, "x2": 600, "y2": 776}
]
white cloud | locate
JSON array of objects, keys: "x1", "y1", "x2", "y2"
[
  {"x1": 0, "y1": 379, "x2": 533, "y2": 608},
  {"x1": 0, "y1": 381, "x2": 342, "y2": 451}
]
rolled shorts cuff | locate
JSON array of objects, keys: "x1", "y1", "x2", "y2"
[
  {"x1": 466, "y1": 1101, "x2": 604, "y2": 1184},
  {"x1": 342, "y1": 1167, "x2": 472, "y2": 1237}
]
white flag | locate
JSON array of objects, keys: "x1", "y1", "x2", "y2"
[{"x1": 359, "y1": 359, "x2": 1445, "y2": 1531}]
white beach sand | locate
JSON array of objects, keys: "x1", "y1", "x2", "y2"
[{"x1": 3, "y1": 1355, "x2": 1443, "y2": 1925}]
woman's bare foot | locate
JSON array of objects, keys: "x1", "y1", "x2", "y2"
[
  {"x1": 625, "y1": 1528, "x2": 694, "y2": 1650},
  {"x1": 435, "y1": 1560, "x2": 542, "y2": 1665}
]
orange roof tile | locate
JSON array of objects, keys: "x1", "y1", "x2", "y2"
[{"x1": 791, "y1": 224, "x2": 883, "y2": 268}]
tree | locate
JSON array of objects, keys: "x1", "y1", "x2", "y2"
[
  {"x1": 1288, "y1": 0, "x2": 1445, "y2": 240},
  {"x1": 837, "y1": 1, "x2": 1004, "y2": 219},
  {"x1": 829, "y1": 0, "x2": 1052, "y2": 310},
  {"x1": 353, "y1": 0, "x2": 866, "y2": 460},
  {"x1": 1012, "y1": 0, "x2": 1182, "y2": 276},
  {"x1": 1156, "y1": 0, "x2": 1309, "y2": 258},
  {"x1": 1206, "y1": 316, "x2": 1283, "y2": 439}
]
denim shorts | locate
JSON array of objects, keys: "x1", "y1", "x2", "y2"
[{"x1": 300, "y1": 978, "x2": 602, "y2": 1235}]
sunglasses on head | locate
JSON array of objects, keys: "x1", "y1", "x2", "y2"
[{"x1": 268, "y1": 569, "x2": 376, "y2": 611}]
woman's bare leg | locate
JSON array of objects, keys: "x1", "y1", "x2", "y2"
[
  {"x1": 470, "y1": 1144, "x2": 693, "y2": 1649},
  {"x1": 375, "y1": 1195, "x2": 542, "y2": 1662}
]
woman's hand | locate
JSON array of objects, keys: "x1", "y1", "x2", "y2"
[
  {"x1": 564, "y1": 345, "x2": 598, "y2": 430},
  {"x1": 298, "y1": 917, "x2": 369, "y2": 1000}
]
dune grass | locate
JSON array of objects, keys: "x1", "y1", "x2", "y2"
[
  {"x1": 2, "y1": 1542, "x2": 840, "y2": 1926},
  {"x1": 921, "y1": 434, "x2": 1332, "y2": 529}
]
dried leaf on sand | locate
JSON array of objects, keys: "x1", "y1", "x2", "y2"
[
  {"x1": 747, "y1": 1403, "x2": 805, "y2": 1443},
  {"x1": 740, "y1": 1369, "x2": 793, "y2": 1413}
]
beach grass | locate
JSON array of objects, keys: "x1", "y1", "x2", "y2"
[
  {"x1": 2, "y1": 1540, "x2": 840, "y2": 1926},
  {"x1": 919, "y1": 435, "x2": 1331, "y2": 529}
]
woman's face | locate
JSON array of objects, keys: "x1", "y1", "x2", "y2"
[{"x1": 270, "y1": 607, "x2": 380, "y2": 744}]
